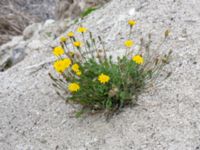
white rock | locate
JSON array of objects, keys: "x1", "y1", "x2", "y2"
[
  {"x1": 128, "y1": 8, "x2": 136, "y2": 16},
  {"x1": 23, "y1": 23, "x2": 42, "y2": 40},
  {"x1": 27, "y1": 40, "x2": 44, "y2": 50},
  {"x1": 44, "y1": 19, "x2": 55, "y2": 27}
]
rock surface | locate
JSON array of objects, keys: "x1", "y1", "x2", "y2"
[
  {"x1": 1, "y1": 0, "x2": 200, "y2": 149},
  {"x1": 0, "y1": 0, "x2": 110, "y2": 45},
  {"x1": 0, "y1": 19, "x2": 72, "y2": 71}
]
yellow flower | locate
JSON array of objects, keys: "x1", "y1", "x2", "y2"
[
  {"x1": 132, "y1": 55, "x2": 144, "y2": 64},
  {"x1": 128, "y1": 20, "x2": 136, "y2": 27},
  {"x1": 72, "y1": 63, "x2": 80, "y2": 72},
  {"x1": 63, "y1": 58, "x2": 72, "y2": 69},
  {"x1": 53, "y1": 46, "x2": 64, "y2": 56},
  {"x1": 60, "y1": 36, "x2": 67, "y2": 42},
  {"x1": 53, "y1": 58, "x2": 72, "y2": 73},
  {"x1": 73, "y1": 41, "x2": 82, "y2": 47},
  {"x1": 53, "y1": 60, "x2": 66, "y2": 73},
  {"x1": 124, "y1": 40, "x2": 134, "y2": 48},
  {"x1": 98, "y1": 73, "x2": 110, "y2": 84},
  {"x1": 68, "y1": 83, "x2": 80, "y2": 92},
  {"x1": 77, "y1": 27, "x2": 88, "y2": 33},
  {"x1": 76, "y1": 71, "x2": 82, "y2": 76},
  {"x1": 67, "y1": 32, "x2": 74, "y2": 37}
]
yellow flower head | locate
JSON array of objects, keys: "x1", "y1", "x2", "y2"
[
  {"x1": 76, "y1": 71, "x2": 82, "y2": 76},
  {"x1": 124, "y1": 40, "x2": 134, "y2": 48},
  {"x1": 53, "y1": 60, "x2": 65, "y2": 73},
  {"x1": 98, "y1": 73, "x2": 110, "y2": 84},
  {"x1": 67, "y1": 32, "x2": 74, "y2": 37},
  {"x1": 132, "y1": 55, "x2": 144, "y2": 64},
  {"x1": 60, "y1": 36, "x2": 67, "y2": 42},
  {"x1": 72, "y1": 63, "x2": 80, "y2": 72},
  {"x1": 53, "y1": 46, "x2": 64, "y2": 57},
  {"x1": 128, "y1": 20, "x2": 136, "y2": 27},
  {"x1": 63, "y1": 58, "x2": 72, "y2": 69},
  {"x1": 73, "y1": 41, "x2": 82, "y2": 47},
  {"x1": 77, "y1": 27, "x2": 88, "y2": 33},
  {"x1": 68, "y1": 83, "x2": 80, "y2": 92},
  {"x1": 53, "y1": 58, "x2": 72, "y2": 73}
]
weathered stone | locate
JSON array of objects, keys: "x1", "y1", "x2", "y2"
[
  {"x1": 1, "y1": 0, "x2": 200, "y2": 149},
  {"x1": 23, "y1": 23, "x2": 41, "y2": 40},
  {"x1": 0, "y1": 36, "x2": 26, "y2": 71},
  {"x1": 27, "y1": 40, "x2": 44, "y2": 50},
  {"x1": 0, "y1": 47, "x2": 26, "y2": 71}
]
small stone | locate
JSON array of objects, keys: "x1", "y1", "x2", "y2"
[{"x1": 129, "y1": 8, "x2": 136, "y2": 16}]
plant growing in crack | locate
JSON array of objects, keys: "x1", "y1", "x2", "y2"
[{"x1": 49, "y1": 20, "x2": 172, "y2": 119}]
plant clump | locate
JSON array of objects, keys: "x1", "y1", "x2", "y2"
[{"x1": 49, "y1": 20, "x2": 172, "y2": 118}]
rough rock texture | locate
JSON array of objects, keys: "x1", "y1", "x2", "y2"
[
  {"x1": 0, "y1": 0, "x2": 110, "y2": 45},
  {"x1": 0, "y1": 19, "x2": 72, "y2": 71},
  {"x1": 0, "y1": 0, "x2": 56, "y2": 20},
  {"x1": 1, "y1": 0, "x2": 200, "y2": 149},
  {"x1": 0, "y1": 0, "x2": 56, "y2": 45}
]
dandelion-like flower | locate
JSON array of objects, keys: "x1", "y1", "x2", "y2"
[
  {"x1": 124, "y1": 40, "x2": 134, "y2": 48},
  {"x1": 68, "y1": 83, "x2": 80, "y2": 92},
  {"x1": 67, "y1": 32, "x2": 74, "y2": 37},
  {"x1": 72, "y1": 63, "x2": 80, "y2": 72},
  {"x1": 53, "y1": 58, "x2": 72, "y2": 73},
  {"x1": 132, "y1": 55, "x2": 144, "y2": 64},
  {"x1": 77, "y1": 27, "x2": 88, "y2": 33},
  {"x1": 60, "y1": 36, "x2": 67, "y2": 42},
  {"x1": 76, "y1": 71, "x2": 82, "y2": 76},
  {"x1": 63, "y1": 58, "x2": 72, "y2": 69},
  {"x1": 53, "y1": 60, "x2": 65, "y2": 73},
  {"x1": 53, "y1": 46, "x2": 64, "y2": 57},
  {"x1": 128, "y1": 20, "x2": 136, "y2": 27},
  {"x1": 73, "y1": 41, "x2": 82, "y2": 47},
  {"x1": 98, "y1": 73, "x2": 110, "y2": 84}
]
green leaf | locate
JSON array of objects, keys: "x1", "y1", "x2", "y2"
[
  {"x1": 120, "y1": 91, "x2": 128, "y2": 100},
  {"x1": 80, "y1": 7, "x2": 97, "y2": 18},
  {"x1": 86, "y1": 40, "x2": 91, "y2": 48},
  {"x1": 106, "y1": 100, "x2": 112, "y2": 109}
]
